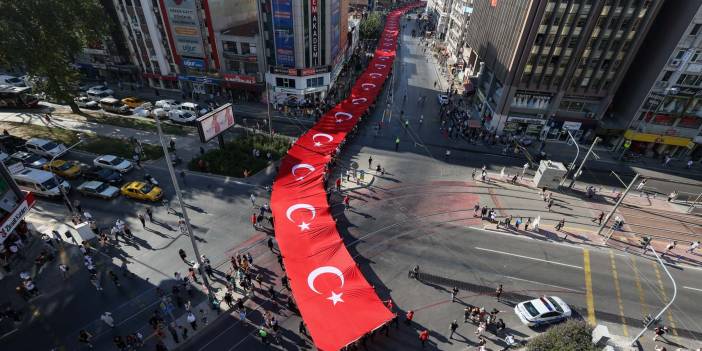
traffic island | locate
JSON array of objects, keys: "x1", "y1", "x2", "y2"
[{"x1": 188, "y1": 134, "x2": 291, "y2": 177}]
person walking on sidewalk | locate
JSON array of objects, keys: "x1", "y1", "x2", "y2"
[
  {"x1": 167, "y1": 323, "x2": 180, "y2": 344},
  {"x1": 592, "y1": 211, "x2": 604, "y2": 225},
  {"x1": 178, "y1": 249, "x2": 189, "y2": 263},
  {"x1": 555, "y1": 219, "x2": 565, "y2": 232},
  {"x1": 368, "y1": 156, "x2": 373, "y2": 169},
  {"x1": 138, "y1": 213, "x2": 146, "y2": 228},
  {"x1": 187, "y1": 311, "x2": 198, "y2": 330},
  {"x1": 546, "y1": 198, "x2": 554, "y2": 212},
  {"x1": 448, "y1": 320, "x2": 458, "y2": 339},
  {"x1": 653, "y1": 326, "x2": 669, "y2": 342},
  {"x1": 664, "y1": 241, "x2": 676, "y2": 257},
  {"x1": 146, "y1": 207, "x2": 153, "y2": 222},
  {"x1": 395, "y1": 137, "x2": 400, "y2": 151},
  {"x1": 101, "y1": 312, "x2": 115, "y2": 328},
  {"x1": 405, "y1": 310, "x2": 415, "y2": 325},
  {"x1": 687, "y1": 241, "x2": 700, "y2": 254},
  {"x1": 495, "y1": 284, "x2": 503, "y2": 302},
  {"x1": 451, "y1": 286, "x2": 459, "y2": 302},
  {"x1": 419, "y1": 329, "x2": 429, "y2": 348}
]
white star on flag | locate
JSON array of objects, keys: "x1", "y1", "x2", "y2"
[
  {"x1": 327, "y1": 291, "x2": 344, "y2": 306},
  {"x1": 298, "y1": 221, "x2": 311, "y2": 231},
  {"x1": 314, "y1": 142, "x2": 322, "y2": 147}
]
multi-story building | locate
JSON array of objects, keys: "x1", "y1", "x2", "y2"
[
  {"x1": 610, "y1": 1, "x2": 702, "y2": 160},
  {"x1": 444, "y1": 0, "x2": 472, "y2": 77},
  {"x1": 464, "y1": 0, "x2": 662, "y2": 142},
  {"x1": 427, "y1": 0, "x2": 453, "y2": 39},
  {"x1": 258, "y1": 0, "x2": 350, "y2": 104},
  {"x1": 111, "y1": 0, "x2": 181, "y2": 90}
]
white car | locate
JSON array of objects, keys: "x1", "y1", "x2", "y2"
[
  {"x1": 178, "y1": 102, "x2": 210, "y2": 116},
  {"x1": 155, "y1": 99, "x2": 179, "y2": 111},
  {"x1": 514, "y1": 296, "x2": 571, "y2": 327},
  {"x1": 437, "y1": 94, "x2": 449, "y2": 105},
  {"x1": 77, "y1": 181, "x2": 120, "y2": 199},
  {"x1": 168, "y1": 110, "x2": 197, "y2": 124},
  {"x1": 74, "y1": 96, "x2": 99, "y2": 109},
  {"x1": 87, "y1": 85, "x2": 114, "y2": 96},
  {"x1": 0, "y1": 75, "x2": 26, "y2": 87},
  {"x1": 25, "y1": 138, "x2": 68, "y2": 158},
  {"x1": 93, "y1": 155, "x2": 133, "y2": 173}
]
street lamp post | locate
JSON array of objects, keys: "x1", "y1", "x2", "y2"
[
  {"x1": 629, "y1": 245, "x2": 677, "y2": 346},
  {"x1": 568, "y1": 136, "x2": 600, "y2": 189},
  {"x1": 559, "y1": 130, "x2": 580, "y2": 186},
  {"x1": 601, "y1": 173, "x2": 640, "y2": 241},
  {"x1": 153, "y1": 116, "x2": 216, "y2": 304},
  {"x1": 51, "y1": 139, "x2": 84, "y2": 213}
]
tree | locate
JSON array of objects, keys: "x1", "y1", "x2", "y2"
[
  {"x1": 360, "y1": 12, "x2": 384, "y2": 40},
  {"x1": 526, "y1": 320, "x2": 600, "y2": 351},
  {"x1": 0, "y1": 0, "x2": 109, "y2": 112}
]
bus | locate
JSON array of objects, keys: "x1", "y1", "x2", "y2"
[{"x1": 0, "y1": 85, "x2": 39, "y2": 108}]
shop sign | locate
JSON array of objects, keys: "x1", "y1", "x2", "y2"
[
  {"x1": 183, "y1": 58, "x2": 205, "y2": 69},
  {"x1": 623, "y1": 130, "x2": 692, "y2": 147},
  {"x1": 310, "y1": 0, "x2": 320, "y2": 65},
  {"x1": 177, "y1": 75, "x2": 221, "y2": 85},
  {"x1": 164, "y1": 0, "x2": 205, "y2": 57},
  {"x1": 223, "y1": 74, "x2": 257, "y2": 85},
  {"x1": 507, "y1": 116, "x2": 547, "y2": 125},
  {"x1": 0, "y1": 194, "x2": 35, "y2": 240},
  {"x1": 275, "y1": 87, "x2": 301, "y2": 94},
  {"x1": 562, "y1": 121, "x2": 582, "y2": 131}
]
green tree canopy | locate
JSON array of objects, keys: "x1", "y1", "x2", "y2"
[
  {"x1": 0, "y1": 0, "x2": 109, "y2": 111},
  {"x1": 360, "y1": 12, "x2": 384, "y2": 40},
  {"x1": 526, "y1": 320, "x2": 600, "y2": 351}
]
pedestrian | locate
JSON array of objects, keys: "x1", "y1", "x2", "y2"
[
  {"x1": 180, "y1": 325, "x2": 189, "y2": 340},
  {"x1": 259, "y1": 327, "x2": 269, "y2": 344},
  {"x1": 90, "y1": 274, "x2": 103, "y2": 291},
  {"x1": 496, "y1": 284, "x2": 503, "y2": 301},
  {"x1": 335, "y1": 177, "x2": 342, "y2": 192},
  {"x1": 250, "y1": 193, "x2": 256, "y2": 207},
  {"x1": 687, "y1": 241, "x2": 700, "y2": 254},
  {"x1": 251, "y1": 213, "x2": 258, "y2": 229},
  {"x1": 146, "y1": 207, "x2": 153, "y2": 222},
  {"x1": 405, "y1": 310, "x2": 414, "y2": 325},
  {"x1": 101, "y1": 312, "x2": 115, "y2": 327},
  {"x1": 138, "y1": 213, "x2": 146, "y2": 228},
  {"x1": 449, "y1": 320, "x2": 458, "y2": 339},
  {"x1": 475, "y1": 321, "x2": 486, "y2": 336},
  {"x1": 555, "y1": 218, "x2": 565, "y2": 231},
  {"x1": 78, "y1": 329, "x2": 94, "y2": 348},
  {"x1": 451, "y1": 286, "x2": 459, "y2": 302},
  {"x1": 653, "y1": 326, "x2": 668, "y2": 342},
  {"x1": 200, "y1": 309, "x2": 208, "y2": 326},
  {"x1": 546, "y1": 198, "x2": 554, "y2": 211},
  {"x1": 178, "y1": 249, "x2": 188, "y2": 263},
  {"x1": 267, "y1": 237, "x2": 275, "y2": 252},
  {"x1": 395, "y1": 137, "x2": 400, "y2": 151},
  {"x1": 593, "y1": 211, "x2": 604, "y2": 225},
  {"x1": 664, "y1": 241, "x2": 676, "y2": 256},
  {"x1": 344, "y1": 195, "x2": 350, "y2": 209},
  {"x1": 419, "y1": 329, "x2": 429, "y2": 348},
  {"x1": 368, "y1": 155, "x2": 373, "y2": 169},
  {"x1": 472, "y1": 168, "x2": 476, "y2": 180},
  {"x1": 187, "y1": 311, "x2": 197, "y2": 330},
  {"x1": 108, "y1": 270, "x2": 120, "y2": 287},
  {"x1": 299, "y1": 321, "x2": 308, "y2": 336}
]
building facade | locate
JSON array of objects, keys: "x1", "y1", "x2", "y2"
[
  {"x1": 610, "y1": 1, "x2": 702, "y2": 160},
  {"x1": 444, "y1": 0, "x2": 472, "y2": 78},
  {"x1": 464, "y1": 0, "x2": 662, "y2": 142},
  {"x1": 427, "y1": 0, "x2": 453, "y2": 39}
]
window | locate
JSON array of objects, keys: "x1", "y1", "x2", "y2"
[
  {"x1": 307, "y1": 77, "x2": 324, "y2": 87},
  {"x1": 241, "y1": 43, "x2": 251, "y2": 55},
  {"x1": 661, "y1": 71, "x2": 673, "y2": 82},
  {"x1": 223, "y1": 41, "x2": 238, "y2": 54},
  {"x1": 275, "y1": 78, "x2": 296, "y2": 88},
  {"x1": 676, "y1": 50, "x2": 686, "y2": 59},
  {"x1": 243, "y1": 62, "x2": 258, "y2": 74},
  {"x1": 691, "y1": 24, "x2": 702, "y2": 36}
]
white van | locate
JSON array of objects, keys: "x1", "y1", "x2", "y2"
[
  {"x1": 86, "y1": 90, "x2": 113, "y2": 102},
  {"x1": 99, "y1": 97, "x2": 130, "y2": 114},
  {"x1": 178, "y1": 102, "x2": 210, "y2": 116},
  {"x1": 25, "y1": 138, "x2": 67, "y2": 158},
  {"x1": 12, "y1": 167, "x2": 71, "y2": 197}
]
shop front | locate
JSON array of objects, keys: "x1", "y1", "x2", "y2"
[
  {"x1": 621, "y1": 130, "x2": 693, "y2": 158},
  {"x1": 542, "y1": 117, "x2": 598, "y2": 142},
  {"x1": 503, "y1": 115, "x2": 546, "y2": 137}
]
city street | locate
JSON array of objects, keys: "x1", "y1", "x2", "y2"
[{"x1": 1, "y1": 7, "x2": 702, "y2": 351}]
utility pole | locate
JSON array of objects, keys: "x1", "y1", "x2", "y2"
[
  {"x1": 568, "y1": 136, "x2": 600, "y2": 188},
  {"x1": 559, "y1": 130, "x2": 580, "y2": 186},
  {"x1": 601, "y1": 173, "x2": 639, "y2": 242},
  {"x1": 153, "y1": 117, "x2": 216, "y2": 305},
  {"x1": 629, "y1": 245, "x2": 677, "y2": 346},
  {"x1": 266, "y1": 81, "x2": 273, "y2": 136}
]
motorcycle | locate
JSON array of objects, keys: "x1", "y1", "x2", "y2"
[{"x1": 144, "y1": 173, "x2": 159, "y2": 186}]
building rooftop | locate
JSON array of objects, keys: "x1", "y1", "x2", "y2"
[{"x1": 221, "y1": 21, "x2": 258, "y2": 37}]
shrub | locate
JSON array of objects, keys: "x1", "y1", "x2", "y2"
[
  {"x1": 526, "y1": 320, "x2": 599, "y2": 351},
  {"x1": 188, "y1": 134, "x2": 291, "y2": 177}
]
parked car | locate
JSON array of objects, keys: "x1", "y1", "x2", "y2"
[
  {"x1": 87, "y1": 85, "x2": 114, "y2": 96},
  {"x1": 77, "y1": 181, "x2": 120, "y2": 199},
  {"x1": 154, "y1": 99, "x2": 179, "y2": 110},
  {"x1": 178, "y1": 102, "x2": 210, "y2": 116},
  {"x1": 0, "y1": 75, "x2": 26, "y2": 87},
  {"x1": 25, "y1": 138, "x2": 67, "y2": 158},
  {"x1": 93, "y1": 155, "x2": 133, "y2": 173},
  {"x1": 82, "y1": 166, "x2": 123, "y2": 185},
  {"x1": 9, "y1": 151, "x2": 48, "y2": 169},
  {"x1": 514, "y1": 296, "x2": 571, "y2": 327},
  {"x1": 0, "y1": 134, "x2": 26, "y2": 153},
  {"x1": 12, "y1": 167, "x2": 70, "y2": 198},
  {"x1": 151, "y1": 108, "x2": 168, "y2": 119},
  {"x1": 120, "y1": 181, "x2": 162, "y2": 202},
  {"x1": 74, "y1": 96, "x2": 99, "y2": 109},
  {"x1": 121, "y1": 97, "x2": 145, "y2": 109},
  {"x1": 86, "y1": 90, "x2": 113, "y2": 102},
  {"x1": 43, "y1": 159, "x2": 81, "y2": 178},
  {"x1": 437, "y1": 94, "x2": 449, "y2": 105},
  {"x1": 0, "y1": 152, "x2": 9, "y2": 164},
  {"x1": 168, "y1": 110, "x2": 197, "y2": 124},
  {"x1": 99, "y1": 97, "x2": 130, "y2": 114}
]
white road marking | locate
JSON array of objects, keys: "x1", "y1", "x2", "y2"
[
  {"x1": 683, "y1": 286, "x2": 702, "y2": 293},
  {"x1": 503, "y1": 275, "x2": 584, "y2": 293},
  {"x1": 474, "y1": 247, "x2": 583, "y2": 270}
]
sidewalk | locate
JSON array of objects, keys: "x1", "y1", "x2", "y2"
[{"x1": 475, "y1": 172, "x2": 702, "y2": 268}]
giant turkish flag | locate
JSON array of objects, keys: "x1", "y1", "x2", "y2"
[{"x1": 270, "y1": 3, "x2": 424, "y2": 350}]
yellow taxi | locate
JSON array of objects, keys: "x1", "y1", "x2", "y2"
[
  {"x1": 120, "y1": 181, "x2": 163, "y2": 202},
  {"x1": 43, "y1": 159, "x2": 81, "y2": 178},
  {"x1": 121, "y1": 97, "x2": 145, "y2": 109}
]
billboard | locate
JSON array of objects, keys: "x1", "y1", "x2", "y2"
[
  {"x1": 196, "y1": 103, "x2": 235, "y2": 142},
  {"x1": 310, "y1": 0, "x2": 320, "y2": 65},
  {"x1": 272, "y1": 0, "x2": 295, "y2": 67},
  {"x1": 164, "y1": 0, "x2": 205, "y2": 58},
  {"x1": 331, "y1": 0, "x2": 341, "y2": 60}
]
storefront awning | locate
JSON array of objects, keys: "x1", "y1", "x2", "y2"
[{"x1": 623, "y1": 130, "x2": 692, "y2": 147}]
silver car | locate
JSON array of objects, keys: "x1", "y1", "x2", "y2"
[{"x1": 77, "y1": 181, "x2": 119, "y2": 199}]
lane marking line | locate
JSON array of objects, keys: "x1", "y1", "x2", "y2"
[
  {"x1": 474, "y1": 247, "x2": 583, "y2": 269},
  {"x1": 683, "y1": 286, "x2": 702, "y2": 292},
  {"x1": 652, "y1": 261, "x2": 679, "y2": 337},
  {"x1": 583, "y1": 249, "x2": 597, "y2": 325},
  {"x1": 609, "y1": 250, "x2": 629, "y2": 336},
  {"x1": 630, "y1": 256, "x2": 649, "y2": 317},
  {"x1": 503, "y1": 275, "x2": 584, "y2": 293}
]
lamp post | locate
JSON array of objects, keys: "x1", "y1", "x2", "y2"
[
  {"x1": 50, "y1": 139, "x2": 84, "y2": 213},
  {"x1": 559, "y1": 130, "x2": 580, "y2": 186}
]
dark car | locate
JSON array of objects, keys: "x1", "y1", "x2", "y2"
[
  {"x1": 82, "y1": 166, "x2": 123, "y2": 185},
  {"x1": 0, "y1": 135, "x2": 26, "y2": 153}
]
